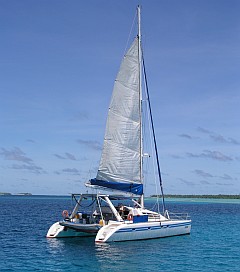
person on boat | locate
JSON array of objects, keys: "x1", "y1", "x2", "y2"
[
  {"x1": 119, "y1": 205, "x2": 124, "y2": 217},
  {"x1": 62, "y1": 210, "x2": 70, "y2": 220},
  {"x1": 72, "y1": 213, "x2": 80, "y2": 223}
]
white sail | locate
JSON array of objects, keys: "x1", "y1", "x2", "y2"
[{"x1": 96, "y1": 38, "x2": 141, "y2": 186}]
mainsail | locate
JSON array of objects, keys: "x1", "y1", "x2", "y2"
[{"x1": 89, "y1": 38, "x2": 143, "y2": 195}]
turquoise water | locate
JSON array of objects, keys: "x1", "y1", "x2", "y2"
[{"x1": 0, "y1": 196, "x2": 239, "y2": 271}]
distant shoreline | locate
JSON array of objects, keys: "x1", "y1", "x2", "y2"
[
  {"x1": 0, "y1": 192, "x2": 239, "y2": 199},
  {"x1": 151, "y1": 194, "x2": 240, "y2": 199},
  {"x1": 0, "y1": 192, "x2": 32, "y2": 196}
]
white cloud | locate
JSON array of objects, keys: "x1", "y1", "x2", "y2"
[
  {"x1": 0, "y1": 147, "x2": 33, "y2": 164},
  {"x1": 187, "y1": 150, "x2": 232, "y2": 162}
]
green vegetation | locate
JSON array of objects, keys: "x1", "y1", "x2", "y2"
[
  {"x1": 0, "y1": 192, "x2": 12, "y2": 196},
  {"x1": 151, "y1": 194, "x2": 240, "y2": 199}
]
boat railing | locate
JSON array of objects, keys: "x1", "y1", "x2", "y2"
[
  {"x1": 167, "y1": 212, "x2": 190, "y2": 220},
  {"x1": 147, "y1": 214, "x2": 162, "y2": 221}
]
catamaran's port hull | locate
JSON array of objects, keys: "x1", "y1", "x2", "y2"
[
  {"x1": 46, "y1": 222, "x2": 98, "y2": 238},
  {"x1": 95, "y1": 220, "x2": 191, "y2": 243}
]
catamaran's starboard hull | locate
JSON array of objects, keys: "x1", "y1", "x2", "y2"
[
  {"x1": 46, "y1": 222, "x2": 97, "y2": 238},
  {"x1": 95, "y1": 220, "x2": 191, "y2": 243}
]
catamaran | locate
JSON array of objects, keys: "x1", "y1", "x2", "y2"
[
  {"x1": 46, "y1": 5, "x2": 191, "y2": 242},
  {"x1": 87, "y1": 6, "x2": 191, "y2": 243},
  {"x1": 46, "y1": 193, "x2": 131, "y2": 238}
]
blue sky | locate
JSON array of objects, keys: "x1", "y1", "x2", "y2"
[{"x1": 0, "y1": 0, "x2": 239, "y2": 195}]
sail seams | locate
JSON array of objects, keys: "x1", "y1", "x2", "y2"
[
  {"x1": 103, "y1": 138, "x2": 140, "y2": 158},
  {"x1": 108, "y1": 107, "x2": 140, "y2": 126},
  {"x1": 114, "y1": 79, "x2": 138, "y2": 92}
]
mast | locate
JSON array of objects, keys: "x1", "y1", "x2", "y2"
[
  {"x1": 138, "y1": 5, "x2": 144, "y2": 207},
  {"x1": 137, "y1": 6, "x2": 166, "y2": 213}
]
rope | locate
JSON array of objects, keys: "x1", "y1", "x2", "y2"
[{"x1": 123, "y1": 9, "x2": 137, "y2": 57}]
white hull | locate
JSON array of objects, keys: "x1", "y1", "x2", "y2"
[
  {"x1": 46, "y1": 222, "x2": 97, "y2": 238},
  {"x1": 95, "y1": 219, "x2": 191, "y2": 243}
]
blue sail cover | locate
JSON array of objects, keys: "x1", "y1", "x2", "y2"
[{"x1": 90, "y1": 178, "x2": 143, "y2": 195}]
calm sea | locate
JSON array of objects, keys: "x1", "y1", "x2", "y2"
[{"x1": 0, "y1": 196, "x2": 239, "y2": 271}]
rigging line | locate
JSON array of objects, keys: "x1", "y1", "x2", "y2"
[
  {"x1": 142, "y1": 53, "x2": 166, "y2": 214},
  {"x1": 145, "y1": 90, "x2": 161, "y2": 214},
  {"x1": 142, "y1": 97, "x2": 158, "y2": 205},
  {"x1": 123, "y1": 10, "x2": 137, "y2": 57}
]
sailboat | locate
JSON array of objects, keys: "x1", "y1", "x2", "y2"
[
  {"x1": 86, "y1": 6, "x2": 191, "y2": 243},
  {"x1": 46, "y1": 5, "x2": 191, "y2": 242}
]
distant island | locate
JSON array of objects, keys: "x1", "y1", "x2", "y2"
[
  {"x1": 0, "y1": 193, "x2": 239, "y2": 199},
  {"x1": 0, "y1": 192, "x2": 32, "y2": 196},
  {"x1": 151, "y1": 194, "x2": 240, "y2": 199},
  {"x1": 0, "y1": 192, "x2": 12, "y2": 196}
]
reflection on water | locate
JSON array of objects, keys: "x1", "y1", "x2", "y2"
[
  {"x1": 95, "y1": 242, "x2": 135, "y2": 271},
  {"x1": 46, "y1": 236, "x2": 152, "y2": 271},
  {"x1": 46, "y1": 236, "x2": 96, "y2": 252},
  {"x1": 46, "y1": 237, "x2": 66, "y2": 251},
  {"x1": 93, "y1": 239, "x2": 181, "y2": 272}
]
